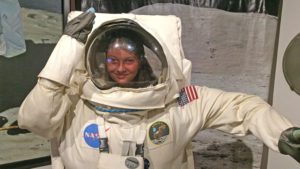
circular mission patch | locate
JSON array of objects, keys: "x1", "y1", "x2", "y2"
[
  {"x1": 83, "y1": 123, "x2": 100, "y2": 148},
  {"x1": 148, "y1": 121, "x2": 170, "y2": 145}
]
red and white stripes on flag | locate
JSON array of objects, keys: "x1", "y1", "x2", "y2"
[{"x1": 178, "y1": 86, "x2": 199, "y2": 106}]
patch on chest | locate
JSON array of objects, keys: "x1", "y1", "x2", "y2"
[
  {"x1": 83, "y1": 123, "x2": 110, "y2": 148},
  {"x1": 148, "y1": 121, "x2": 170, "y2": 145},
  {"x1": 83, "y1": 123, "x2": 100, "y2": 148},
  {"x1": 178, "y1": 86, "x2": 198, "y2": 106}
]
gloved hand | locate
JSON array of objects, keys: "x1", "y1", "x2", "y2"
[
  {"x1": 64, "y1": 11, "x2": 95, "y2": 44},
  {"x1": 38, "y1": 10, "x2": 95, "y2": 86},
  {"x1": 278, "y1": 127, "x2": 300, "y2": 163}
]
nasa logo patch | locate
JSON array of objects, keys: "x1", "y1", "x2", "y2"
[
  {"x1": 148, "y1": 121, "x2": 170, "y2": 145},
  {"x1": 83, "y1": 123, "x2": 100, "y2": 148}
]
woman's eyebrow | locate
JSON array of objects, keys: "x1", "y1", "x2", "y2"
[{"x1": 107, "y1": 55, "x2": 117, "y2": 58}]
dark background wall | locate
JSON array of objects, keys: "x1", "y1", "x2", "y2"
[
  {"x1": 0, "y1": 0, "x2": 61, "y2": 112},
  {"x1": 0, "y1": 41, "x2": 55, "y2": 112},
  {"x1": 80, "y1": 0, "x2": 280, "y2": 16}
]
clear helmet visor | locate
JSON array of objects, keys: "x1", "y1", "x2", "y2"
[{"x1": 85, "y1": 19, "x2": 168, "y2": 90}]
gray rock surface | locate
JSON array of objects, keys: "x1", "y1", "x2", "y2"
[{"x1": 0, "y1": 108, "x2": 50, "y2": 164}]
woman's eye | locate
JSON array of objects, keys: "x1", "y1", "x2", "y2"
[
  {"x1": 125, "y1": 59, "x2": 135, "y2": 64},
  {"x1": 107, "y1": 58, "x2": 118, "y2": 63}
]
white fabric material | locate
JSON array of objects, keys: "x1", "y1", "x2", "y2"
[
  {"x1": 81, "y1": 80, "x2": 169, "y2": 110},
  {"x1": 0, "y1": 0, "x2": 26, "y2": 58},
  {"x1": 39, "y1": 35, "x2": 85, "y2": 86},
  {"x1": 97, "y1": 116, "x2": 107, "y2": 138}
]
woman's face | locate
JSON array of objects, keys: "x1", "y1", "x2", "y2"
[{"x1": 106, "y1": 46, "x2": 139, "y2": 85}]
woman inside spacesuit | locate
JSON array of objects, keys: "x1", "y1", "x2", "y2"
[
  {"x1": 86, "y1": 29, "x2": 161, "y2": 90},
  {"x1": 105, "y1": 32, "x2": 158, "y2": 88}
]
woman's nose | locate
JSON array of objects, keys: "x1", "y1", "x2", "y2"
[{"x1": 117, "y1": 63, "x2": 126, "y2": 72}]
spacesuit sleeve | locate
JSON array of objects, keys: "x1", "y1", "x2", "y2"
[
  {"x1": 184, "y1": 86, "x2": 294, "y2": 152},
  {"x1": 18, "y1": 78, "x2": 77, "y2": 139},
  {"x1": 18, "y1": 23, "x2": 88, "y2": 138}
]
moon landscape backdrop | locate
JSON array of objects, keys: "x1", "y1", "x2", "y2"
[{"x1": 0, "y1": 2, "x2": 278, "y2": 169}]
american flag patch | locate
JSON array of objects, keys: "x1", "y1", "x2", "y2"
[{"x1": 178, "y1": 86, "x2": 198, "y2": 106}]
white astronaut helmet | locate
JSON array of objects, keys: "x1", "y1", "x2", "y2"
[
  {"x1": 70, "y1": 12, "x2": 192, "y2": 110},
  {"x1": 85, "y1": 19, "x2": 168, "y2": 90}
]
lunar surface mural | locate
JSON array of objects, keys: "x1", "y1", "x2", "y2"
[{"x1": 0, "y1": 3, "x2": 277, "y2": 169}]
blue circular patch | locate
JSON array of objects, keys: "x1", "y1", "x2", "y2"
[{"x1": 83, "y1": 123, "x2": 100, "y2": 148}]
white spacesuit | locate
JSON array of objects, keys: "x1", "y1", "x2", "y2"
[{"x1": 18, "y1": 12, "x2": 299, "y2": 169}]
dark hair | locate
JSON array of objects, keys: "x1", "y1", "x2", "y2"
[{"x1": 107, "y1": 32, "x2": 145, "y2": 60}]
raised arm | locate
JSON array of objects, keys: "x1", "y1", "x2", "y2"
[{"x1": 18, "y1": 11, "x2": 95, "y2": 139}]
